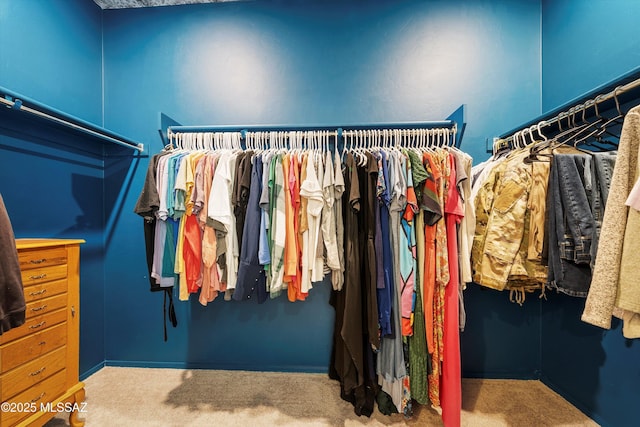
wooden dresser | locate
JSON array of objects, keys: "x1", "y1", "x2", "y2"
[{"x1": 0, "y1": 239, "x2": 85, "y2": 427}]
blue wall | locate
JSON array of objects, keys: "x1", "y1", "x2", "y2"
[
  {"x1": 541, "y1": 0, "x2": 640, "y2": 111},
  {"x1": 0, "y1": 0, "x2": 103, "y2": 123},
  {"x1": 101, "y1": 0, "x2": 542, "y2": 374},
  {"x1": 540, "y1": 1, "x2": 640, "y2": 425},
  {"x1": 0, "y1": 0, "x2": 107, "y2": 376}
]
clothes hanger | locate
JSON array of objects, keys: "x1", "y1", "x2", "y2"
[
  {"x1": 196, "y1": 133, "x2": 203, "y2": 151},
  {"x1": 164, "y1": 129, "x2": 175, "y2": 151},
  {"x1": 182, "y1": 133, "x2": 189, "y2": 151},
  {"x1": 356, "y1": 130, "x2": 367, "y2": 167},
  {"x1": 588, "y1": 86, "x2": 625, "y2": 149},
  {"x1": 524, "y1": 123, "x2": 553, "y2": 164},
  {"x1": 569, "y1": 98, "x2": 607, "y2": 148},
  {"x1": 445, "y1": 126, "x2": 461, "y2": 154},
  {"x1": 557, "y1": 100, "x2": 603, "y2": 147},
  {"x1": 598, "y1": 86, "x2": 625, "y2": 134},
  {"x1": 548, "y1": 108, "x2": 586, "y2": 146}
]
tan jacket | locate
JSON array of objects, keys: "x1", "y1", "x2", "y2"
[{"x1": 582, "y1": 105, "x2": 640, "y2": 337}]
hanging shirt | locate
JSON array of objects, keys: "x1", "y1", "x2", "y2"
[
  {"x1": 234, "y1": 154, "x2": 268, "y2": 303},
  {"x1": 378, "y1": 149, "x2": 410, "y2": 414},
  {"x1": 377, "y1": 151, "x2": 394, "y2": 337},
  {"x1": 286, "y1": 153, "x2": 305, "y2": 301},
  {"x1": 322, "y1": 151, "x2": 341, "y2": 272},
  {"x1": 200, "y1": 154, "x2": 224, "y2": 305},
  {"x1": 282, "y1": 154, "x2": 300, "y2": 301},
  {"x1": 454, "y1": 151, "x2": 474, "y2": 285},
  {"x1": 269, "y1": 154, "x2": 287, "y2": 297},
  {"x1": 300, "y1": 152, "x2": 324, "y2": 292},
  {"x1": 232, "y1": 151, "x2": 253, "y2": 254},
  {"x1": 182, "y1": 153, "x2": 206, "y2": 295},
  {"x1": 409, "y1": 203, "x2": 429, "y2": 405},
  {"x1": 173, "y1": 153, "x2": 190, "y2": 300},
  {"x1": 258, "y1": 151, "x2": 273, "y2": 273},
  {"x1": 312, "y1": 153, "x2": 325, "y2": 282},
  {"x1": 299, "y1": 153, "x2": 311, "y2": 293},
  {"x1": 134, "y1": 151, "x2": 172, "y2": 291},
  {"x1": 332, "y1": 150, "x2": 346, "y2": 291},
  {"x1": 359, "y1": 151, "x2": 381, "y2": 352},
  {"x1": 208, "y1": 152, "x2": 239, "y2": 293},
  {"x1": 401, "y1": 159, "x2": 418, "y2": 336},
  {"x1": 152, "y1": 154, "x2": 175, "y2": 288}
]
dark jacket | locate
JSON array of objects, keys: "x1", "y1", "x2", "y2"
[{"x1": 0, "y1": 193, "x2": 25, "y2": 335}]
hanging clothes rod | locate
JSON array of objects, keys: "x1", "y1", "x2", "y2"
[
  {"x1": 0, "y1": 86, "x2": 144, "y2": 152},
  {"x1": 167, "y1": 120, "x2": 455, "y2": 136},
  {"x1": 498, "y1": 67, "x2": 640, "y2": 144}
]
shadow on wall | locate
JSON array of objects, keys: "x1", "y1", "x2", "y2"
[
  {"x1": 461, "y1": 285, "x2": 542, "y2": 380},
  {"x1": 540, "y1": 291, "x2": 607, "y2": 422},
  {"x1": 183, "y1": 282, "x2": 334, "y2": 372},
  {"x1": 0, "y1": 116, "x2": 104, "y2": 237},
  {"x1": 103, "y1": 151, "x2": 143, "y2": 250},
  {"x1": 0, "y1": 109, "x2": 140, "y2": 243}
]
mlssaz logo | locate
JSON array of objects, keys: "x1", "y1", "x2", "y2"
[{"x1": 40, "y1": 402, "x2": 88, "y2": 413}]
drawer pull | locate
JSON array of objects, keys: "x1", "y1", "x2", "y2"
[
  {"x1": 29, "y1": 321, "x2": 47, "y2": 330},
  {"x1": 31, "y1": 305, "x2": 48, "y2": 312},
  {"x1": 29, "y1": 289, "x2": 48, "y2": 296},
  {"x1": 31, "y1": 392, "x2": 46, "y2": 403},
  {"x1": 30, "y1": 367, "x2": 46, "y2": 376},
  {"x1": 29, "y1": 273, "x2": 47, "y2": 280},
  {"x1": 30, "y1": 258, "x2": 47, "y2": 264},
  {"x1": 38, "y1": 341, "x2": 47, "y2": 346}
]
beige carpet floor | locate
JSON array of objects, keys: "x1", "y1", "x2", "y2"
[{"x1": 44, "y1": 367, "x2": 598, "y2": 426}]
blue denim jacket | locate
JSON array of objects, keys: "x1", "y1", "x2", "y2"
[{"x1": 547, "y1": 151, "x2": 616, "y2": 297}]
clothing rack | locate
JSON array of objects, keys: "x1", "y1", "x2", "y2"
[
  {"x1": 167, "y1": 120, "x2": 460, "y2": 150},
  {"x1": 491, "y1": 67, "x2": 640, "y2": 152},
  {"x1": 0, "y1": 85, "x2": 144, "y2": 152}
]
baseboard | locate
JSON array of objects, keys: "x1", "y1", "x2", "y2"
[
  {"x1": 80, "y1": 361, "x2": 106, "y2": 380},
  {"x1": 104, "y1": 360, "x2": 330, "y2": 374},
  {"x1": 462, "y1": 371, "x2": 540, "y2": 380}
]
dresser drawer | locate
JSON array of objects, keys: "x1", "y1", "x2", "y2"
[
  {"x1": 0, "y1": 346, "x2": 66, "y2": 400},
  {"x1": 23, "y1": 278, "x2": 67, "y2": 304},
  {"x1": 18, "y1": 247, "x2": 67, "y2": 271},
  {"x1": 0, "y1": 368, "x2": 67, "y2": 426},
  {"x1": 21, "y1": 264, "x2": 67, "y2": 287},
  {"x1": 0, "y1": 323, "x2": 66, "y2": 373},
  {"x1": 0, "y1": 308, "x2": 67, "y2": 345},
  {"x1": 25, "y1": 293, "x2": 67, "y2": 321}
]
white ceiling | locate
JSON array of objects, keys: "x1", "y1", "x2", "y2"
[{"x1": 93, "y1": 0, "x2": 239, "y2": 9}]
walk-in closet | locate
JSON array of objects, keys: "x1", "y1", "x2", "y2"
[{"x1": 1, "y1": 1, "x2": 639, "y2": 426}]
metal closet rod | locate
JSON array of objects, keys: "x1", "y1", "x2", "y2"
[
  {"x1": 0, "y1": 86, "x2": 144, "y2": 152},
  {"x1": 167, "y1": 120, "x2": 455, "y2": 136},
  {"x1": 500, "y1": 75, "x2": 640, "y2": 143}
]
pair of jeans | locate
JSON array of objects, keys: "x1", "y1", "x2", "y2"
[
  {"x1": 585, "y1": 152, "x2": 617, "y2": 268},
  {"x1": 547, "y1": 154, "x2": 593, "y2": 297}
]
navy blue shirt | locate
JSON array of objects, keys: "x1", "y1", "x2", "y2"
[
  {"x1": 233, "y1": 154, "x2": 268, "y2": 303},
  {"x1": 377, "y1": 151, "x2": 395, "y2": 337}
]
